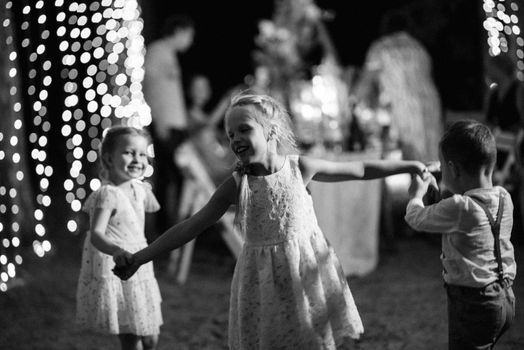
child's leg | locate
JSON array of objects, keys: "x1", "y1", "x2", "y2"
[
  {"x1": 141, "y1": 335, "x2": 159, "y2": 350},
  {"x1": 118, "y1": 334, "x2": 143, "y2": 350},
  {"x1": 447, "y1": 282, "x2": 515, "y2": 350}
]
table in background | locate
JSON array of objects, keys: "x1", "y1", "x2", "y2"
[{"x1": 308, "y1": 151, "x2": 382, "y2": 277}]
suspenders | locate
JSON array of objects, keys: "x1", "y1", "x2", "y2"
[{"x1": 469, "y1": 193, "x2": 506, "y2": 283}]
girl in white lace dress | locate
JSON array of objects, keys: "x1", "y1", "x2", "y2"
[
  {"x1": 114, "y1": 93, "x2": 430, "y2": 349},
  {"x1": 76, "y1": 126, "x2": 163, "y2": 350}
]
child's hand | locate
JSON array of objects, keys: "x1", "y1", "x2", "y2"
[
  {"x1": 113, "y1": 248, "x2": 133, "y2": 267},
  {"x1": 112, "y1": 259, "x2": 140, "y2": 281},
  {"x1": 413, "y1": 161, "x2": 439, "y2": 179},
  {"x1": 408, "y1": 172, "x2": 437, "y2": 199},
  {"x1": 425, "y1": 161, "x2": 441, "y2": 174}
]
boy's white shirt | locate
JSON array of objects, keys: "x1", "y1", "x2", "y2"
[{"x1": 405, "y1": 186, "x2": 516, "y2": 288}]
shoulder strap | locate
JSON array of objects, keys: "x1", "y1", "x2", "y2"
[{"x1": 469, "y1": 192, "x2": 506, "y2": 282}]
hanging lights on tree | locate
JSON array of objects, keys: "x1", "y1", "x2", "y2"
[
  {"x1": 483, "y1": 0, "x2": 524, "y2": 79},
  {"x1": 0, "y1": 0, "x2": 150, "y2": 292}
]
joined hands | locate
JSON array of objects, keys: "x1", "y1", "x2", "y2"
[
  {"x1": 409, "y1": 161, "x2": 441, "y2": 201},
  {"x1": 112, "y1": 249, "x2": 140, "y2": 280}
]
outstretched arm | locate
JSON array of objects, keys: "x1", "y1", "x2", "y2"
[
  {"x1": 137, "y1": 176, "x2": 235, "y2": 264},
  {"x1": 114, "y1": 176, "x2": 236, "y2": 279},
  {"x1": 299, "y1": 156, "x2": 428, "y2": 184}
]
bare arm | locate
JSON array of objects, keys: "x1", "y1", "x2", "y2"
[
  {"x1": 90, "y1": 208, "x2": 125, "y2": 256},
  {"x1": 299, "y1": 156, "x2": 426, "y2": 184},
  {"x1": 134, "y1": 176, "x2": 236, "y2": 265}
]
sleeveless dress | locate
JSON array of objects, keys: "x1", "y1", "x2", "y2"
[
  {"x1": 76, "y1": 179, "x2": 163, "y2": 336},
  {"x1": 229, "y1": 155, "x2": 364, "y2": 350}
]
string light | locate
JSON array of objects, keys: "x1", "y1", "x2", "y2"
[
  {"x1": 56, "y1": 0, "x2": 151, "y2": 236},
  {"x1": 483, "y1": 0, "x2": 524, "y2": 79},
  {"x1": 1, "y1": 0, "x2": 151, "y2": 292},
  {"x1": 0, "y1": 0, "x2": 35, "y2": 292}
]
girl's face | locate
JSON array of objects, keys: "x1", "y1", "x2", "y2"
[
  {"x1": 105, "y1": 134, "x2": 149, "y2": 185},
  {"x1": 226, "y1": 106, "x2": 269, "y2": 164}
]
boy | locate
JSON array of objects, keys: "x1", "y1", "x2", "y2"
[{"x1": 405, "y1": 120, "x2": 516, "y2": 349}]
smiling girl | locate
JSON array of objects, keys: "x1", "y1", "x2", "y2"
[
  {"x1": 76, "y1": 126, "x2": 163, "y2": 350},
  {"x1": 113, "y1": 92, "x2": 430, "y2": 349}
]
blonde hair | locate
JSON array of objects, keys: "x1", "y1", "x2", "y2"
[
  {"x1": 226, "y1": 91, "x2": 298, "y2": 155},
  {"x1": 226, "y1": 91, "x2": 298, "y2": 234}
]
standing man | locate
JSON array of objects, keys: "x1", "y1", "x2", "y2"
[{"x1": 144, "y1": 15, "x2": 195, "y2": 232}]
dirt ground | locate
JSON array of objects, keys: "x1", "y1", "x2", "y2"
[{"x1": 1, "y1": 232, "x2": 523, "y2": 350}]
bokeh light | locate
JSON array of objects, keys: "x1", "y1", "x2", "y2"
[
  {"x1": 483, "y1": 0, "x2": 524, "y2": 79},
  {"x1": 1, "y1": 0, "x2": 151, "y2": 292}
]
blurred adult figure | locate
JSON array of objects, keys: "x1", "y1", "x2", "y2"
[
  {"x1": 485, "y1": 54, "x2": 524, "y2": 133},
  {"x1": 185, "y1": 74, "x2": 237, "y2": 185},
  {"x1": 485, "y1": 54, "x2": 524, "y2": 235},
  {"x1": 357, "y1": 11, "x2": 443, "y2": 162},
  {"x1": 144, "y1": 14, "x2": 195, "y2": 232}
]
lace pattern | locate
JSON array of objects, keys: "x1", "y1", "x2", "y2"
[{"x1": 76, "y1": 181, "x2": 163, "y2": 335}]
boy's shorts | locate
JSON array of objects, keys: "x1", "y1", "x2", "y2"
[{"x1": 445, "y1": 279, "x2": 515, "y2": 350}]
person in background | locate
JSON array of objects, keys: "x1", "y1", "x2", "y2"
[
  {"x1": 113, "y1": 92, "x2": 431, "y2": 349},
  {"x1": 405, "y1": 120, "x2": 516, "y2": 350},
  {"x1": 485, "y1": 54, "x2": 524, "y2": 133},
  {"x1": 76, "y1": 126, "x2": 163, "y2": 350},
  {"x1": 485, "y1": 53, "x2": 524, "y2": 238},
  {"x1": 186, "y1": 74, "x2": 238, "y2": 184},
  {"x1": 357, "y1": 10, "x2": 443, "y2": 162},
  {"x1": 143, "y1": 14, "x2": 195, "y2": 233}
]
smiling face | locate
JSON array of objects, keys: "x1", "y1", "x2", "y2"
[
  {"x1": 105, "y1": 134, "x2": 149, "y2": 185},
  {"x1": 225, "y1": 106, "x2": 270, "y2": 165}
]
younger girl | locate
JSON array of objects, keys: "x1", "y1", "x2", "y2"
[
  {"x1": 76, "y1": 126, "x2": 162, "y2": 350},
  {"x1": 114, "y1": 93, "x2": 429, "y2": 349}
]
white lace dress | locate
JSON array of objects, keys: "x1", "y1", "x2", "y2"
[
  {"x1": 229, "y1": 155, "x2": 364, "y2": 350},
  {"x1": 76, "y1": 180, "x2": 163, "y2": 336}
]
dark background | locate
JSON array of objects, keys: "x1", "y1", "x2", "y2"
[
  {"x1": 140, "y1": 0, "x2": 484, "y2": 110},
  {"x1": 2, "y1": 0, "x2": 489, "y2": 243}
]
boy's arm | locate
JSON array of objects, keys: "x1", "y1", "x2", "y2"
[
  {"x1": 405, "y1": 197, "x2": 463, "y2": 233},
  {"x1": 405, "y1": 173, "x2": 461, "y2": 233},
  {"x1": 300, "y1": 156, "x2": 427, "y2": 184}
]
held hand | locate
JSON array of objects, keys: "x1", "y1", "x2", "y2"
[
  {"x1": 113, "y1": 248, "x2": 133, "y2": 268},
  {"x1": 408, "y1": 172, "x2": 436, "y2": 199},
  {"x1": 425, "y1": 161, "x2": 441, "y2": 174},
  {"x1": 112, "y1": 256, "x2": 140, "y2": 281},
  {"x1": 413, "y1": 161, "x2": 434, "y2": 178}
]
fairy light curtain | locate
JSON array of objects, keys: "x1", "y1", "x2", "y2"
[
  {"x1": 483, "y1": 0, "x2": 524, "y2": 76},
  {"x1": 0, "y1": 1, "x2": 35, "y2": 293},
  {"x1": 0, "y1": 0, "x2": 150, "y2": 292}
]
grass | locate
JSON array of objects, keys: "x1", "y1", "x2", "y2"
[{"x1": 1, "y1": 233, "x2": 523, "y2": 350}]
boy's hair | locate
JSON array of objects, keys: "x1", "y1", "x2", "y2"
[
  {"x1": 439, "y1": 120, "x2": 497, "y2": 176},
  {"x1": 99, "y1": 125, "x2": 152, "y2": 171},
  {"x1": 161, "y1": 14, "x2": 194, "y2": 38},
  {"x1": 226, "y1": 91, "x2": 298, "y2": 154}
]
